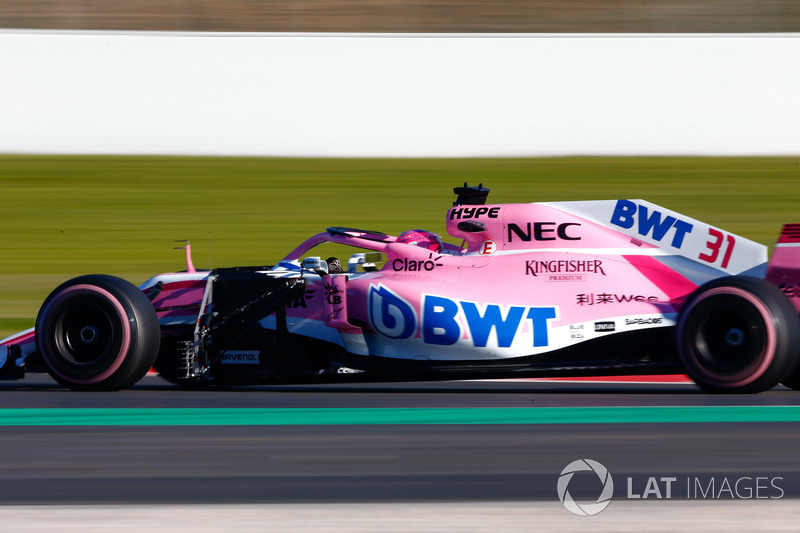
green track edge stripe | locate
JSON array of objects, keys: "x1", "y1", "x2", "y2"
[{"x1": 0, "y1": 406, "x2": 799, "y2": 426}]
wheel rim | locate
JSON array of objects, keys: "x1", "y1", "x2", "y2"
[
  {"x1": 692, "y1": 305, "x2": 765, "y2": 376},
  {"x1": 57, "y1": 300, "x2": 119, "y2": 366}
]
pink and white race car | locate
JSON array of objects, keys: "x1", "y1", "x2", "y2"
[{"x1": 3, "y1": 184, "x2": 800, "y2": 392}]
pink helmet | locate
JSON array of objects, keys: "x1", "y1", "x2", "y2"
[{"x1": 396, "y1": 229, "x2": 442, "y2": 252}]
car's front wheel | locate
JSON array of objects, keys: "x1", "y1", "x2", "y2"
[
  {"x1": 676, "y1": 276, "x2": 800, "y2": 393},
  {"x1": 35, "y1": 275, "x2": 160, "y2": 391}
]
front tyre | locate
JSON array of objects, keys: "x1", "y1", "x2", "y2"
[
  {"x1": 35, "y1": 275, "x2": 160, "y2": 391},
  {"x1": 676, "y1": 276, "x2": 800, "y2": 393}
]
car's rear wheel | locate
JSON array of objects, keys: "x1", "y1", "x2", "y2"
[
  {"x1": 676, "y1": 276, "x2": 800, "y2": 393},
  {"x1": 35, "y1": 275, "x2": 160, "y2": 391}
]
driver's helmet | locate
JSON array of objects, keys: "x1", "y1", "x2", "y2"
[
  {"x1": 396, "y1": 229, "x2": 442, "y2": 253},
  {"x1": 326, "y1": 257, "x2": 343, "y2": 273}
]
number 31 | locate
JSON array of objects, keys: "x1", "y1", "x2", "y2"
[{"x1": 699, "y1": 228, "x2": 735, "y2": 269}]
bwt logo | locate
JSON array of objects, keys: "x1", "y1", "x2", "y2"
[
  {"x1": 609, "y1": 200, "x2": 694, "y2": 248},
  {"x1": 368, "y1": 285, "x2": 418, "y2": 339},
  {"x1": 368, "y1": 284, "x2": 557, "y2": 348}
]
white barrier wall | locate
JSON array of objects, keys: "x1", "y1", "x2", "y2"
[{"x1": 1, "y1": 31, "x2": 798, "y2": 156}]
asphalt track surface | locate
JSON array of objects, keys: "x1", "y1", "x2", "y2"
[{"x1": 1, "y1": 374, "x2": 799, "y2": 510}]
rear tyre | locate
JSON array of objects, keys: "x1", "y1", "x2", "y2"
[
  {"x1": 676, "y1": 276, "x2": 800, "y2": 393},
  {"x1": 35, "y1": 275, "x2": 160, "y2": 391}
]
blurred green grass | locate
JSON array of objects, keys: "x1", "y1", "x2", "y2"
[{"x1": 2, "y1": 155, "x2": 799, "y2": 339}]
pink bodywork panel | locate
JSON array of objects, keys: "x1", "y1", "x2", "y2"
[{"x1": 766, "y1": 224, "x2": 800, "y2": 312}]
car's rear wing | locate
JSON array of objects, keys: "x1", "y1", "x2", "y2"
[{"x1": 766, "y1": 224, "x2": 800, "y2": 312}]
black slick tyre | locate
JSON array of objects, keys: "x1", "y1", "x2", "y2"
[
  {"x1": 676, "y1": 276, "x2": 800, "y2": 393},
  {"x1": 35, "y1": 274, "x2": 161, "y2": 391}
]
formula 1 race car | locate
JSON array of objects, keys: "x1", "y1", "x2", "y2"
[{"x1": 3, "y1": 184, "x2": 800, "y2": 393}]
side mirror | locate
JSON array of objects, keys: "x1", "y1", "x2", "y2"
[
  {"x1": 348, "y1": 252, "x2": 384, "y2": 272},
  {"x1": 301, "y1": 257, "x2": 329, "y2": 275}
]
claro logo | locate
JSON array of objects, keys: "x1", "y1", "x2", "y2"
[{"x1": 392, "y1": 253, "x2": 443, "y2": 272}]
